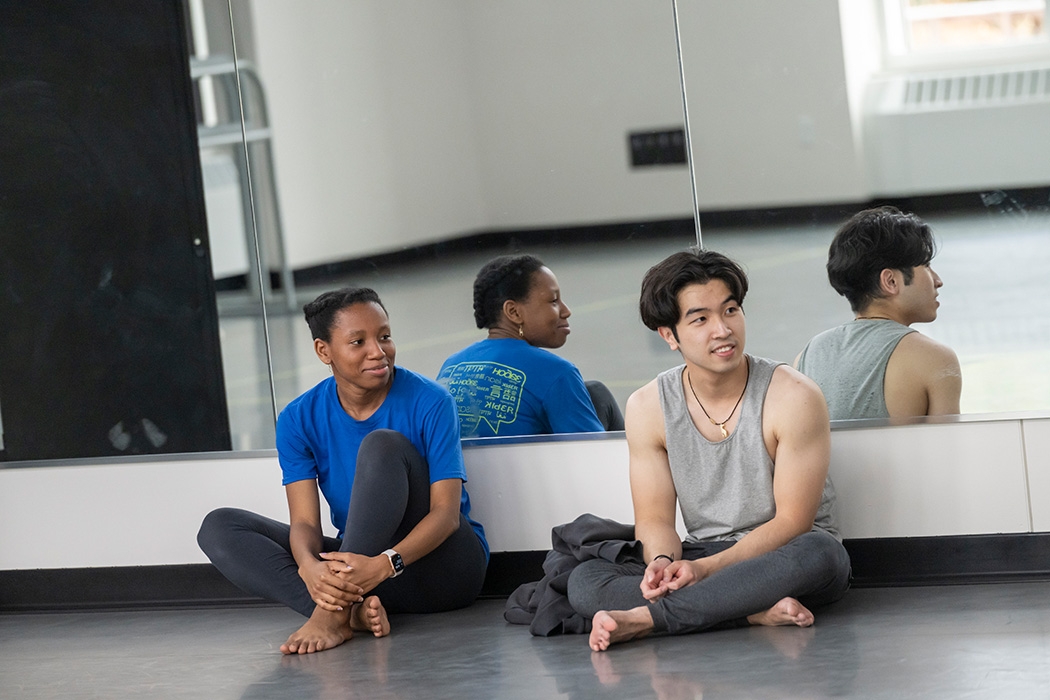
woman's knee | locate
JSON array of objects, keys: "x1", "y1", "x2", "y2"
[
  {"x1": 359, "y1": 429, "x2": 413, "y2": 455},
  {"x1": 197, "y1": 507, "x2": 244, "y2": 558}
]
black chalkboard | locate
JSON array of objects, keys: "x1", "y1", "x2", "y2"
[{"x1": 0, "y1": 0, "x2": 232, "y2": 460}]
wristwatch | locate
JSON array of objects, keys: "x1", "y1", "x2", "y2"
[{"x1": 383, "y1": 549, "x2": 405, "y2": 577}]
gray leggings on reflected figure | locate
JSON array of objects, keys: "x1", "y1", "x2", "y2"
[
  {"x1": 197, "y1": 430, "x2": 487, "y2": 617},
  {"x1": 567, "y1": 530, "x2": 850, "y2": 635}
]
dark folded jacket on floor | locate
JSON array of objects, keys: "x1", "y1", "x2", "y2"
[{"x1": 503, "y1": 513, "x2": 641, "y2": 636}]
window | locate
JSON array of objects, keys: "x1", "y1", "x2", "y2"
[{"x1": 883, "y1": 0, "x2": 1048, "y2": 58}]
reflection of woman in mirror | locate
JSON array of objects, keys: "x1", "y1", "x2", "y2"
[
  {"x1": 198, "y1": 288, "x2": 488, "y2": 655},
  {"x1": 438, "y1": 254, "x2": 624, "y2": 437}
]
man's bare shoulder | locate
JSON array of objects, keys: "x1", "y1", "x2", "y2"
[
  {"x1": 626, "y1": 377, "x2": 660, "y2": 412},
  {"x1": 769, "y1": 363, "x2": 826, "y2": 405},
  {"x1": 765, "y1": 364, "x2": 831, "y2": 434},
  {"x1": 893, "y1": 330, "x2": 960, "y2": 371},
  {"x1": 887, "y1": 331, "x2": 962, "y2": 416},
  {"x1": 625, "y1": 378, "x2": 666, "y2": 447}
]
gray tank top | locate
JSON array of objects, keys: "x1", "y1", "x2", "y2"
[
  {"x1": 657, "y1": 355, "x2": 839, "y2": 543},
  {"x1": 797, "y1": 319, "x2": 915, "y2": 420}
]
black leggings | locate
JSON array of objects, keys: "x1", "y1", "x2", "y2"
[
  {"x1": 585, "y1": 380, "x2": 625, "y2": 431},
  {"x1": 197, "y1": 430, "x2": 487, "y2": 617}
]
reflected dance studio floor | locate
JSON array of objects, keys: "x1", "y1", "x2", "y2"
[
  {"x1": 219, "y1": 209, "x2": 1050, "y2": 449},
  {"x1": 4, "y1": 583, "x2": 1050, "y2": 699}
]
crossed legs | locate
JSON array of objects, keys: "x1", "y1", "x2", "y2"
[
  {"x1": 568, "y1": 530, "x2": 850, "y2": 651},
  {"x1": 197, "y1": 430, "x2": 486, "y2": 654}
]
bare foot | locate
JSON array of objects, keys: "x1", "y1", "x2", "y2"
[
  {"x1": 350, "y1": 596, "x2": 390, "y2": 638},
  {"x1": 747, "y1": 597, "x2": 814, "y2": 628},
  {"x1": 280, "y1": 607, "x2": 353, "y2": 655},
  {"x1": 589, "y1": 607, "x2": 654, "y2": 652}
]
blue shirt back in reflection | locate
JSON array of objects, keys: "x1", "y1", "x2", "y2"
[{"x1": 437, "y1": 338, "x2": 603, "y2": 437}]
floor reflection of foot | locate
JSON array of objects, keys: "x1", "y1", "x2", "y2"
[
  {"x1": 590, "y1": 649, "x2": 622, "y2": 686},
  {"x1": 279, "y1": 651, "x2": 360, "y2": 700},
  {"x1": 651, "y1": 673, "x2": 705, "y2": 700},
  {"x1": 752, "y1": 624, "x2": 816, "y2": 660}
]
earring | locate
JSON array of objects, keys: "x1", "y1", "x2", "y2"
[{"x1": 518, "y1": 324, "x2": 524, "y2": 338}]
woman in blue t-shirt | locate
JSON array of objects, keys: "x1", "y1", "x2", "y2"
[
  {"x1": 438, "y1": 254, "x2": 624, "y2": 437},
  {"x1": 198, "y1": 287, "x2": 488, "y2": 655}
]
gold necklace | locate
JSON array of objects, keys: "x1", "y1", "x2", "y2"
[{"x1": 685, "y1": 361, "x2": 750, "y2": 439}]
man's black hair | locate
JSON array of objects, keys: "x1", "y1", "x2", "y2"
[
  {"x1": 827, "y1": 206, "x2": 936, "y2": 312},
  {"x1": 639, "y1": 248, "x2": 748, "y2": 339}
]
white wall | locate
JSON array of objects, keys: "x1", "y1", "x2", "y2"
[
  {"x1": 2, "y1": 416, "x2": 1047, "y2": 569},
  {"x1": 1024, "y1": 418, "x2": 1050, "y2": 532},
  {"x1": 0, "y1": 454, "x2": 286, "y2": 569}
]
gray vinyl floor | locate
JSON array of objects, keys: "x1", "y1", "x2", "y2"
[
  {"x1": 4, "y1": 582, "x2": 1050, "y2": 699},
  {"x1": 217, "y1": 207, "x2": 1050, "y2": 450}
]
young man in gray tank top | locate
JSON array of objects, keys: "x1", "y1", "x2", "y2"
[
  {"x1": 567, "y1": 250, "x2": 850, "y2": 651},
  {"x1": 796, "y1": 206, "x2": 961, "y2": 420}
]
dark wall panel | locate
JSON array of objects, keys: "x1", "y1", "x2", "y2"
[{"x1": 0, "y1": 0, "x2": 231, "y2": 460}]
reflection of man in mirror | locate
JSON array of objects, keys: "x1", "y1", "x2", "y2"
[
  {"x1": 567, "y1": 250, "x2": 850, "y2": 651},
  {"x1": 796, "y1": 206, "x2": 962, "y2": 420}
]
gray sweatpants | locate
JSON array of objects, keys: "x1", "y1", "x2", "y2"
[{"x1": 566, "y1": 530, "x2": 850, "y2": 635}]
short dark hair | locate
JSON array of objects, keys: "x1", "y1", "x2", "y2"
[
  {"x1": 472, "y1": 254, "x2": 546, "y2": 329},
  {"x1": 639, "y1": 248, "x2": 749, "y2": 333},
  {"x1": 303, "y1": 287, "x2": 386, "y2": 342},
  {"x1": 827, "y1": 206, "x2": 936, "y2": 312}
]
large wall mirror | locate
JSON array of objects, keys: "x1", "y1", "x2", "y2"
[{"x1": 6, "y1": 0, "x2": 1047, "y2": 469}]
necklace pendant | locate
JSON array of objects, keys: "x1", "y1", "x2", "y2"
[{"x1": 717, "y1": 422, "x2": 728, "y2": 439}]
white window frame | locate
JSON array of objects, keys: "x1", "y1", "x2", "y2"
[{"x1": 880, "y1": 0, "x2": 1050, "y2": 71}]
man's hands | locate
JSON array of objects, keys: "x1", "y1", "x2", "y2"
[{"x1": 640, "y1": 557, "x2": 710, "y2": 601}]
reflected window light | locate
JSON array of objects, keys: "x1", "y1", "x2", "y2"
[{"x1": 884, "y1": 0, "x2": 1048, "y2": 56}]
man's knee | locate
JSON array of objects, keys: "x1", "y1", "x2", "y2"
[
  {"x1": 792, "y1": 531, "x2": 851, "y2": 601},
  {"x1": 566, "y1": 562, "x2": 596, "y2": 615},
  {"x1": 566, "y1": 559, "x2": 621, "y2": 616}
]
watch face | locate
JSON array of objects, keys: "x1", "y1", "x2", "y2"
[{"x1": 386, "y1": 549, "x2": 404, "y2": 575}]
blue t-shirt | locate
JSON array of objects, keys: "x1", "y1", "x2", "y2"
[
  {"x1": 276, "y1": 367, "x2": 488, "y2": 558},
  {"x1": 437, "y1": 338, "x2": 603, "y2": 437}
]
